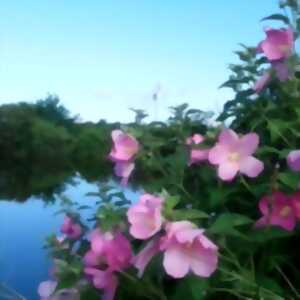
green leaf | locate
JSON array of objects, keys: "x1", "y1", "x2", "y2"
[
  {"x1": 278, "y1": 172, "x2": 300, "y2": 189},
  {"x1": 261, "y1": 14, "x2": 290, "y2": 24},
  {"x1": 250, "y1": 227, "x2": 292, "y2": 243},
  {"x1": 257, "y1": 146, "x2": 281, "y2": 156},
  {"x1": 209, "y1": 213, "x2": 252, "y2": 237},
  {"x1": 172, "y1": 209, "x2": 209, "y2": 221}
]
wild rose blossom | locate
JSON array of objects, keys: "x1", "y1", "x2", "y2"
[
  {"x1": 85, "y1": 229, "x2": 132, "y2": 271},
  {"x1": 186, "y1": 134, "x2": 209, "y2": 165},
  {"x1": 108, "y1": 130, "x2": 139, "y2": 185},
  {"x1": 257, "y1": 27, "x2": 294, "y2": 61},
  {"x1": 287, "y1": 150, "x2": 300, "y2": 172},
  {"x1": 133, "y1": 221, "x2": 218, "y2": 279},
  {"x1": 160, "y1": 221, "x2": 218, "y2": 278},
  {"x1": 254, "y1": 27, "x2": 294, "y2": 93},
  {"x1": 255, "y1": 191, "x2": 296, "y2": 231},
  {"x1": 185, "y1": 134, "x2": 205, "y2": 145},
  {"x1": 208, "y1": 129, "x2": 264, "y2": 181},
  {"x1": 60, "y1": 216, "x2": 82, "y2": 240},
  {"x1": 83, "y1": 229, "x2": 132, "y2": 300},
  {"x1": 127, "y1": 193, "x2": 164, "y2": 239},
  {"x1": 84, "y1": 268, "x2": 118, "y2": 300}
]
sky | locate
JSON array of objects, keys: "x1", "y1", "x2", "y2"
[{"x1": 0, "y1": 0, "x2": 281, "y2": 122}]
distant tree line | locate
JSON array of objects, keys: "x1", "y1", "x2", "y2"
[{"x1": 0, "y1": 95, "x2": 210, "y2": 201}]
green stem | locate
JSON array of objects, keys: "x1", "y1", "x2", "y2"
[
  {"x1": 275, "y1": 265, "x2": 300, "y2": 298},
  {"x1": 218, "y1": 267, "x2": 283, "y2": 299},
  {"x1": 212, "y1": 288, "x2": 250, "y2": 300},
  {"x1": 240, "y1": 175, "x2": 256, "y2": 196}
]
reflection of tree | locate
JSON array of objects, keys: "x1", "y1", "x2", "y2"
[
  {"x1": 0, "y1": 95, "x2": 212, "y2": 202},
  {"x1": 0, "y1": 165, "x2": 75, "y2": 202}
]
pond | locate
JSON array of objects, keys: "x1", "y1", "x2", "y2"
[{"x1": 0, "y1": 175, "x2": 140, "y2": 300}]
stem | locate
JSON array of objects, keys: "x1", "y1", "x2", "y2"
[
  {"x1": 218, "y1": 267, "x2": 283, "y2": 299},
  {"x1": 240, "y1": 175, "x2": 256, "y2": 197},
  {"x1": 212, "y1": 288, "x2": 250, "y2": 300},
  {"x1": 120, "y1": 272, "x2": 168, "y2": 300},
  {"x1": 275, "y1": 265, "x2": 300, "y2": 298},
  {"x1": 264, "y1": 118, "x2": 293, "y2": 148}
]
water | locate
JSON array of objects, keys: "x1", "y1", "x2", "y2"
[{"x1": 0, "y1": 176, "x2": 140, "y2": 300}]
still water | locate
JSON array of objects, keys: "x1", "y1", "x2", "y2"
[{"x1": 0, "y1": 176, "x2": 140, "y2": 300}]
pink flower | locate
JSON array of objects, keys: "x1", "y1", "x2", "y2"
[
  {"x1": 132, "y1": 238, "x2": 161, "y2": 277},
  {"x1": 185, "y1": 134, "x2": 205, "y2": 145},
  {"x1": 83, "y1": 230, "x2": 132, "y2": 300},
  {"x1": 287, "y1": 150, "x2": 300, "y2": 171},
  {"x1": 208, "y1": 129, "x2": 264, "y2": 181},
  {"x1": 38, "y1": 281, "x2": 57, "y2": 300},
  {"x1": 186, "y1": 134, "x2": 209, "y2": 165},
  {"x1": 114, "y1": 161, "x2": 135, "y2": 186},
  {"x1": 160, "y1": 221, "x2": 218, "y2": 278},
  {"x1": 60, "y1": 216, "x2": 82, "y2": 240},
  {"x1": 109, "y1": 130, "x2": 139, "y2": 162},
  {"x1": 291, "y1": 191, "x2": 300, "y2": 220},
  {"x1": 84, "y1": 268, "x2": 118, "y2": 300},
  {"x1": 108, "y1": 130, "x2": 139, "y2": 185},
  {"x1": 258, "y1": 27, "x2": 294, "y2": 61},
  {"x1": 86, "y1": 230, "x2": 132, "y2": 271},
  {"x1": 189, "y1": 149, "x2": 209, "y2": 165},
  {"x1": 254, "y1": 72, "x2": 271, "y2": 93},
  {"x1": 127, "y1": 194, "x2": 164, "y2": 240},
  {"x1": 255, "y1": 192, "x2": 296, "y2": 231},
  {"x1": 272, "y1": 61, "x2": 290, "y2": 81}
]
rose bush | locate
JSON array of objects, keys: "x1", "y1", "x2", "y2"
[{"x1": 39, "y1": 1, "x2": 300, "y2": 299}]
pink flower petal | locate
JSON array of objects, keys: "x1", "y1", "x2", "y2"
[
  {"x1": 189, "y1": 149, "x2": 209, "y2": 165},
  {"x1": 291, "y1": 191, "x2": 300, "y2": 219},
  {"x1": 83, "y1": 250, "x2": 101, "y2": 267},
  {"x1": 163, "y1": 245, "x2": 190, "y2": 278},
  {"x1": 287, "y1": 150, "x2": 300, "y2": 171},
  {"x1": 272, "y1": 61, "x2": 290, "y2": 81},
  {"x1": 189, "y1": 242, "x2": 218, "y2": 277},
  {"x1": 208, "y1": 145, "x2": 229, "y2": 165},
  {"x1": 219, "y1": 129, "x2": 239, "y2": 148},
  {"x1": 218, "y1": 161, "x2": 239, "y2": 181},
  {"x1": 254, "y1": 72, "x2": 271, "y2": 93},
  {"x1": 127, "y1": 194, "x2": 163, "y2": 240},
  {"x1": 38, "y1": 280, "x2": 57, "y2": 298},
  {"x1": 260, "y1": 27, "x2": 294, "y2": 61},
  {"x1": 239, "y1": 156, "x2": 264, "y2": 178},
  {"x1": 237, "y1": 133, "x2": 259, "y2": 157},
  {"x1": 114, "y1": 161, "x2": 135, "y2": 186},
  {"x1": 133, "y1": 238, "x2": 160, "y2": 277}
]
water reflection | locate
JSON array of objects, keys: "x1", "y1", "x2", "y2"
[{"x1": 0, "y1": 176, "x2": 140, "y2": 300}]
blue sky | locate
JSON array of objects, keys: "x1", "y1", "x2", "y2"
[{"x1": 0, "y1": 0, "x2": 280, "y2": 122}]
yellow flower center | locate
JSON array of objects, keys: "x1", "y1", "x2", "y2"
[
  {"x1": 280, "y1": 206, "x2": 291, "y2": 217},
  {"x1": 228, "y1": 152, "x2": 240, "y2": 162}
]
